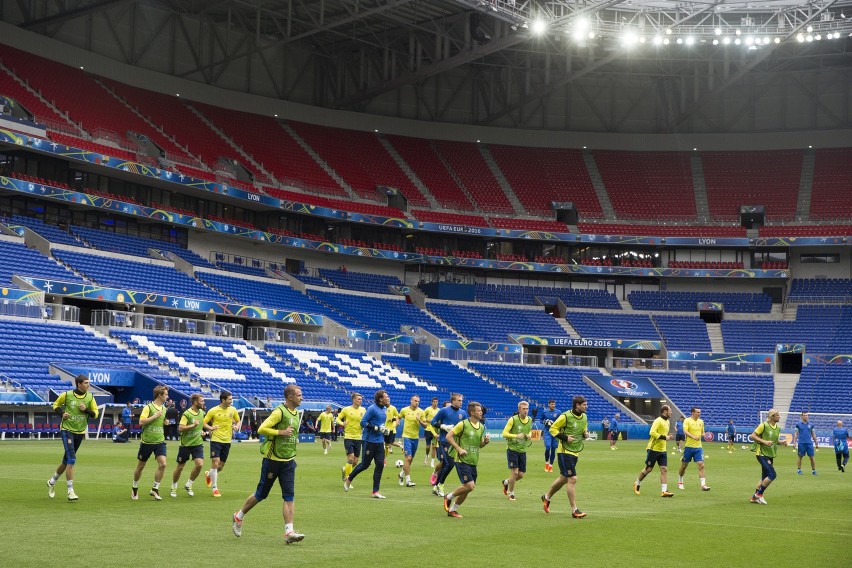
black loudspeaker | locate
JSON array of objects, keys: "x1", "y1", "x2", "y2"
[
  {"x1": 739, "y1": 205, "x2": 765, "y2": 229},
  {"x1": 552, "y1": 202, "x2": 579, "y2": 225},
  {"x1": 410, "y1": 343, "x2": 431, "y2": 361}
]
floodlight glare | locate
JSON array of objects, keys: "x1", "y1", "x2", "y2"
[
  {"x1": 806, "y1": 34, "x2": 813, "y2": 42},
  {"x1": 723, "y1": 37, "x2": 731, "y2": 45},
  {"x1": 574, "y1": 17, "x2": 589, "y2": 33},
  {"x1": 589, "y1": 31, "x2": 596, "y2": 39},
  {"x1": 653, "y1": 35, "x2": 663, "y2": 45},
  {"x1": 745, "y1": 36, "x2": 754, "y2": 45},
  {"x1": 806, "y1": 25, "x2": 813, "y2": 32},
  {"x1": 663, "y1": 38, "x2": 670, "y2": 45},
  {"x1": 712, "y1": 39, "x2": 719, "y2": 45},
  {"x1": 734, "y1": 38, "x2": 741, "y2": 44},
  {"x1": 715, "y1": 27, "x2": 722, "y2": 35},
  {"x1": 532, "y1": 19, "x2": 547, "y2": 34},
  {"x1": 735, "y1": 29, "x2": 742, "y2": 36},
  {"x1": 797, "y1": 33, "x2": 805, "y2": 42},
  {"x1": 815, "y1": 34, "x2": 821, "y2": 40},
  {"x1": 774, "y1": 37, "x2": 781, "y2": 44},
  {"x1": 685, "y1": 36, "x2": 695, "y2": 45}
]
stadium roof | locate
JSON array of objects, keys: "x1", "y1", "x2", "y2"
[{"x1": 3, "y1": 1, "x2": 851, "y2": 132}]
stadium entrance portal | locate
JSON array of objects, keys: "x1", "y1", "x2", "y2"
[{"x1": 779, "y1": 352, "x2": 803, "y2": 374}]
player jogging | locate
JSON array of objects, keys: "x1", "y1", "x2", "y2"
[
  {"x1": 47, "y1": 374, "x2": 98, "y2": 501},
  {"x1": 634, "y1": 404, "x2": 674, "y2": 497},
  {"x1": 677, "y1": 407, "x2": 710, "y2": 491},
  {"x1": 430, "y1": 394, "x2": 467, "y2": 497},
  {"x1": 344, "y1": 390, "x2": 391, "y2": 498},
  {"x1": 132, "y1": 385, "x2": 169, "y2": 501},
  {"x1": 337, "y1": 393, "x2": 365, "y2": 482},
  {"x1": 833, "y1": 420, "x2": 849, "y2": 472},
  {"x1": 749, "y1": 408, "x2": 789, "y2": 504},
  {"x1": 793, "y1": 411, "x2": 818, "y2": 475},
  {"x1": 398, "y1": 395, "x2": 427, "y2": 487},
  {"x1": 541, "y1": 396, "x2": 589, "y2": 518},
  {"x1": 443, "y1": 401, "x2": 490, "y2": 518},
  {"x1": 501, "y1": 401, "x2": 533, "y2": 501},
  {"x1": 674, "y1": 416, "x2": 685, "y2": 453},
  {"x1": 204, "y1": 390, "x2": 240, "y2": 497},
  {"x1": 421, "y1": 397, "x2": 440, "y2": 467},
  {"x1": 384, "y1": 402, "x2": 400, "y2": 461},
  {"x1": 315, "y1": 406, "x2": 335, "y2": 455},
  {"x1": 232, "y1": 385, "x2": 305, "y2": 544},
  {"x1": 540, "y1": 400, "x2": 560, "y2": 472},
  {"x1": 170, "y1": 393, "x2": 212, "y2": 497}
]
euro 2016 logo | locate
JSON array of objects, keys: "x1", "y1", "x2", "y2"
[
  {"x1": 611, "y1": 379, "x2": 637, "y2": 390},
  {"x1": 703, "y1": 432, "x2": 714, "y2": 442}
]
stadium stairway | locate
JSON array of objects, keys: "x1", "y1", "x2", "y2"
[
  {"x1": 691, "y1": 153, "x2": 710, "y2": 220},
  {"x1": 558, "y1": 319, "x2": 581, "y2": 339},
  {"x1": 479, "y1": 145, "x2": 525, "y2": 215},
  {"x1": 377, "y1": 135, "x2": 440, "y2": 209},
  {"x1": 706, "y1": 323, "x2": 725, "y2": 352},
  {"x1": 185, "y1": 103, "x2": 272, "y2": 181},
  {"x1": 795, "y1": 149, "x2": 815, "y2": 221},
  {"x1": 581, "y1": 150, "x2": 616, "y2": 220},
  {"x1": 772, "y1": 373, "x2": 800, "y2": 416},
  {"x1": 279, "y1": 121, "x2": 358, "y2": 201}
]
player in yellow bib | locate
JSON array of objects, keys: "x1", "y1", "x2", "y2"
[
  {"x1": 421, "y1": 397, "x2": 440, "y2": 467},
  {"x1": 397, "y1": 395, "x2": 429, "y2": 487},
  {"x1": 203, "y1": 390, "x2": 240, "y2": 497},
  {"x1": 132, "y1": 385, "x2": 169, "y2": 500},
  {"x1": 47, "y1": 375, "x2": 98, "y2": 501},
  {"x1": 501, "y1": 401, "x2": 534, "y2": 501},
  {"x1": 634, "y1": 405, "x2": 675, "y2": 497},
  {"x1": 337, "y1": 392, "x2": 365, "y2": 481},
  {"x1": 678, "y1": 407, "x2": 710, "y2": 491},
  {"x1": 384, "y1": 403, "x2": 400, "y2": 460},
  {"x1": 170, "y1": 393, "x2": 214, "y2": 497},
  {"x1": 232, "y1": 385, "x2": 305, "y2": 544},
  {"x1": 314, "y1": 405, "x2": 335, "y2": 455},
  {"x1": 749, "y1": 408, "x2": 789, "y2": 505}
]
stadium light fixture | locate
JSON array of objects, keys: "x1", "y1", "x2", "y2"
[
  {"x1": 653, "y1": 35, "x2": 663, "y2": 45},
  {"x1": 712, "y1": 39, "x2": 719, "y2": 45},
  {"x1": 815, "y1": 34, "x2": 822, "y2": 40},
  {"x1": 715, "y1": 27, "x2": 722, "y2": 35},
  {"x1": 734, "y1": 38, "x2": 741, "y2": 44},
  {"x1": 532, "y1": 19, "x2": 547, "y2": 35},
  {"x1": 723, "y1": 37, "x2": 731, "y2": 45},
  {"x1": 685, "y1": 36, "x2": 695, "y2": 46},
  {"x1": 807, "y1": 25, "x2": 813, "y2": 32},
  {"x1": 774, "y1": 37, "x2": 781, "y2": 44},
  {"x1": 797, "y1": 33, "x2": 805, "y2": 42},
  {"x1": 676, "y1": 37, "x2": 683, "y2": 44},
  {"x1": 663, "y1": 38, "x2": 670, "y2": 45}
]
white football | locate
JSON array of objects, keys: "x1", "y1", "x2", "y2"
[
  {"x1": 395, "y1": 459, "x2": 404, "y2": 468},
  {"x1": 741, "y1": 445, "x2": 747, "y2": 450}
]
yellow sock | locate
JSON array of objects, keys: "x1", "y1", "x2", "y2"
[{"x1": 344, "y1": 463, "x2": 353, "y2": 477}]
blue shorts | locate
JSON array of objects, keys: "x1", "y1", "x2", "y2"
[
  {"x1": 557, "y1": 453, "x2": 578, "y2": 478},
  {"x1": 176, "y1": 445, "x2": 204, "y2": 464},
  {"x1": 542, "y1": 433, "x2": 558, "y2": 448},
  {"x1": 507, "y1": 449, "x2": 527, "y2": 472},
  {"x1": 675, "y1": 434, "x2": 686, "y2": 442},
  {"x1": 344, "y1": 439, "x2": 362, "y2": 458},
  {"x1": 137, "y1": 442, "x2": 167, "y2": 462},
  {"x1": 403, "y1": 437, "x2": 419, "y2": 458},
  {"x1": 254, "y1": 458, "x2": 297, "y2": 502},
  {"x1": 797, "y1": 444, "x2": 815, "y2": 458},
  {"x1": 210, "y1": 441, "x2": 231, "y2": 462},
  {"x1": 682, "y1": 447, "x2": 704, "y2": 463},
  {"x1": 384, "y1": 432, "x2": 396, "y2": 445},
  {"x1": 757, "y1": 455, "x2": 776, "y2": 481},
  {"x1": 424, "y1": 431, "x2": 435, "y2": 446},
  {"x1": 644, "y1": 450, "x2": 667, "y2": 469},
  {"x1": 60, "y1": 431, "x2": 85, "y2": 465},
  {"x1": 318, "y1": 432, "x2": 331, "y2": 440},
  {"x1": 455, "y1": 462, "x2": 478, "y2": 484}
]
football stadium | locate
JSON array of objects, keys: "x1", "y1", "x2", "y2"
[{"x1": 0, "y1": 0, "x2": 849, "y2": 566}]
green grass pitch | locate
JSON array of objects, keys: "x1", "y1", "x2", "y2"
[{"x1": 1, "y1": 438, "x2": 848, "y2": 567}]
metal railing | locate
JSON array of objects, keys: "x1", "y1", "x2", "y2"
[
  {"x1": 0, "y1": 302, "x2": 78, "y2": 322},
  {"x1": 248, "y1": 326, "x2": 412, "y2": 356},
  {"x1": 91, "y1": 310, "x2": 242, "y2": 337}
]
